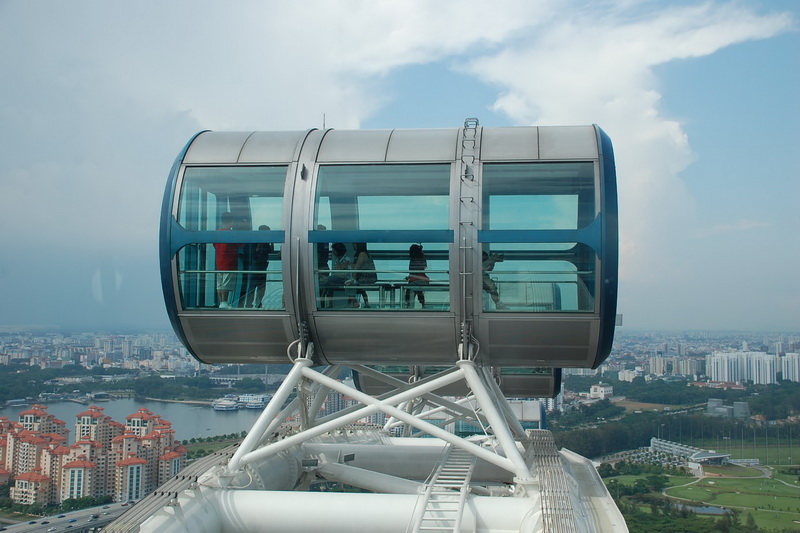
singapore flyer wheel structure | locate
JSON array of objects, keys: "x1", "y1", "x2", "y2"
[{"x1": 135, "y1": 120, "x2": 627, "y2": 532}]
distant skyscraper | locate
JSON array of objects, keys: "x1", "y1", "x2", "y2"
[
  {"x1": 649, "y1": 356, "x2": 667, "y2": 376},
  {"x1": 781, "y1": 353, "x2": 800, "y2": 382},
  {"x1": 706, "y1": 351, "x2": 777, "y2": 385}
]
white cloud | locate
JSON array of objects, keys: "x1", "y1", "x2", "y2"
[
  {"x1": 460, "y1": 2, "x2": 792, "y2": 285},
  {"x1": 0, "y1": 0, "x2": 795, "y2": 329}
]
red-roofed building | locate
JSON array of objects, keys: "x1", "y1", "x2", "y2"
[
  {"x1": 75, "y1": 405, "x2": 122, "y2": 447},
  {"x1": 158, "y1": 451, "x2": 184, "y2": 485},
  {"x1": 0, "y1": 404, "x2": 186, "y2": 505},
  {"x1": 11, "y1": 467, "x2": 50, "y2": 505},
  {"x1": 115, "y1": 453, "x2": 149, "y2": 502},
  {"x1": 18, "y1": 404, "x2": 69, "y2": 437},
  {"x1": 61, "y1": 455, "x2": 97, "y2": 500},
  {"x1": 125, "y1": 408, "x2": 160, "y2": 437}
]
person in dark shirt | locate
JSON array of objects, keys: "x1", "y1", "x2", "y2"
[
  {"x1": 244, "y1": 225, "x2": 273, "y2": 308},
  {"x1": 405, "y1": 244, "x2": 429, "y2": 308},
  {"x1": 482, "y1": 251, "x2": 508, "y2": 310},
  {"x1": 351, "y1": 242, "x2": 377, "y2": 308}
]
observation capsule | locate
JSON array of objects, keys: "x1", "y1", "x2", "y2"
[{"x1": 160, "y1": 123, "x2": 618, "y2": 369}]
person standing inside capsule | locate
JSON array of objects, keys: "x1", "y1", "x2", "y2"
[
  {"x1": 405, "y1": 244, "x2": 429, "y2": 308},
  {"x1": 351, "y1": 242, "x2": 377, "y2": 308},
  {"x1": 213, "y1": 212, "x2": 242, "y2": 309},
  {"x1": 482, "y1": 251, "x2": 508, "y2": 310},
  {"x1": 244, "y1": 225, "x2": 273, "y2": 308}
]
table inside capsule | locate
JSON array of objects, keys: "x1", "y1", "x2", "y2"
[
  {"x1": 320, "y1": 278, "x2": 451, "y2": 310},
  {"x1": 398, "y1": 283, "x2": 450, "y2": 309}
]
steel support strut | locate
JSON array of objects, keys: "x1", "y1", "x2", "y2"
[{"x1": 224, "y1": 356, "x2": 536, "y2": 484}]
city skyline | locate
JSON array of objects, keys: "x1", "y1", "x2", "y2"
[{"x1": 1, "y1": 1, "x2": 798, "y2": 332}]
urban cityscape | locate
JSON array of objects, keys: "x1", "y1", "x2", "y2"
[{"x1": 1, "y1": 327, "x2": 799, "y2": 531}]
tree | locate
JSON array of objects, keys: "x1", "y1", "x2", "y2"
[
  {"x1": 645, "y1": 474, "x2": 669, "y2": 492},
  {"x1": 597, "y1": 463, "x2": 615, "y2": 478}
]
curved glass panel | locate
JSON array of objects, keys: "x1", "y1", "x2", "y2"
[
  {"x1": 482, "y1": 162, "x2": 595, "y2": 232},
  {"x1": 315, "y1": 164, "x2": 450, "y2": 230},
  {"x1": 481, "y1": 162, "x2": 597, "y2": 313},
  {"x1": 480, "y1": 243, "x2": 596, "y2": 312},
  {"x1": 314, "y1": 164, "x2": 452, "y2": 311},
  {"x1": 178, "y1": 166, "x2": 287, "y2": 231},
  {"x1": 176, "y1": 243, "x2": 284, "y2": 310}
]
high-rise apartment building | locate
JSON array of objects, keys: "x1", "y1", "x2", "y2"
[
  {"x1": 781, "y1": 353, "x2": 800, "y2": 382},
  {"x1": 706, "y1": 351, "x2": 778, "y2": 385},
  {"x1": 0, "y1": 405, "x2": 185, "y2": 507}
]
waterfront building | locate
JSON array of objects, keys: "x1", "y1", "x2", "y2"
[{"x1": 0, "y1": 405, "x2": 186, "y2": 506}]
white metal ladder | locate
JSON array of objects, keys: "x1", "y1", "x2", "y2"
[{"x1": 412, "y1": 444, "x2": 477, "y2": 533}]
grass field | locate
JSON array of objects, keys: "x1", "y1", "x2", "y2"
[
  {"x1": 665, "y1": 475, "x2": 800, "y2": 530},
  {"x1": 184, "y1": 438, "x2": 240, "y2": 457},
  {"x1": 604, "y1": 474, "x2": 685, "y2": 487},
  {"x1": 603, "y1": 465, "x2": 800, "y2": 530},
  {"x1": 702, "y1": 464, "x2": 762, "y2": 477}
]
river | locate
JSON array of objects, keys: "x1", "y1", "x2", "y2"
[{"x1": 0, "y1": 398, "x2": 264, "y2": 443}]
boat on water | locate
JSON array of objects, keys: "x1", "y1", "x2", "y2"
[
  {"x1": 239, "y1": 394, "x2": 271, "y2": 409},
  {"x1": 5, "y1": 398, "x2": 30, "y2": 407},
  {"x1": 211, "y1": 395, "x2": 240, "y2": 411}
]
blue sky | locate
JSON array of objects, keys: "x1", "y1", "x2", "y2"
[{"x1": 0, "y1": 0, "x2": 797, "y2": 332}]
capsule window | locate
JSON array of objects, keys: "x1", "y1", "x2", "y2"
[
  {"x1": 481, "y1": 162, "x2": 597, "y2": 313},
  {"x1": 315, "y1": 164, "x2": 450, "y2": 230},
  {"x1": 176, "y1": 243, "x2": 284, "y2": 311},
  {"x1": 482, "y1": 162, "x2": 595, "y2": 231},
  {"x1": 178, "y1": 166, "x2": 287, "y2": 231},
  {"x1": 313, "y1": 164, "x2": 451, "y2": 311}
]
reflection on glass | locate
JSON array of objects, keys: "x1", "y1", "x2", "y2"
[
  {"x1": 177, "y1": 244, "x2": 284, "y2": 310},
  {"x1": 178, "y1": 166, "x2": 287, "y2": 231},
  {"x1": 315, "y1": 164, "x2": 450, "y2": 230},
  {"x1": 314, "y1": 164, "x2": 452, "y2": 311},
  {"x1": 480, "y1": 244, "x2": 595, "y2": 313},
  {"x1": 313, "y1": 241, "x2": 450, "y2": 311},
  {"x1": 482, "y1": 162, "x2": 595, "y2": 232},
  {"x1": 481, "y1": 162, "x2": 597, "y2": 313}
]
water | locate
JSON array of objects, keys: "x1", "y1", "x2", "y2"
[
  {"x1": 0, "y1": 398, "x2": 264, "y2": 443},
  {"x1": 679, "y1": 504, "x2": 730, "y2": 516}
]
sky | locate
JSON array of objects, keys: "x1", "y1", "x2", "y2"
[{"x1": 1, "y1": 0, "x2": 798, "y2": 333}]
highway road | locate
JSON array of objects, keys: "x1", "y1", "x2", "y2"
[{"x1": 0, "y1": 501, "x2": 127, "y2": 533}]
